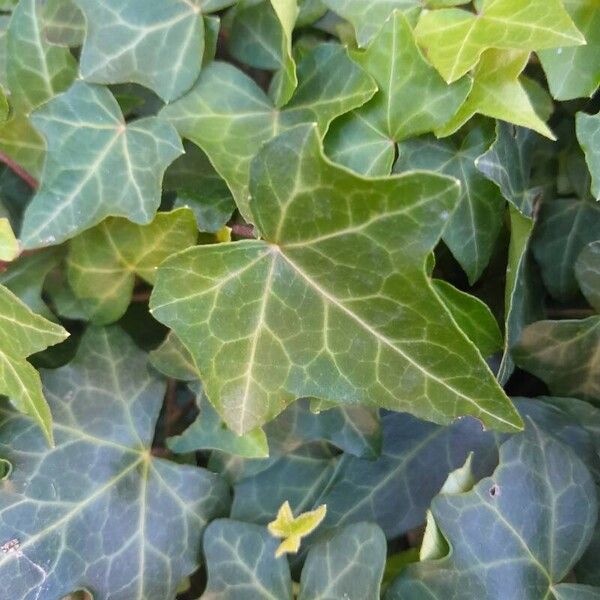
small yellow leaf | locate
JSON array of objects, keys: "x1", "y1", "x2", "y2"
[
  {"x1": 267, "y1": 501, "x2": 327, "y2": 558},
  {"x1": 0, "y1": 218, "x2": 19, "y2": 262}
]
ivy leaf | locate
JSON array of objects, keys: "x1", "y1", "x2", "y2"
[
  {"x1": 0, "y1": 327, "x2": 230, "y2": 599},
  {"x1": 0, "y1": 217, "x2": 17, "y2": 261},
  {"x1": 432, "y1": 280, "x2": 502, "y2": 357},
  {"x1": 0, "y1": 114, "x2": 45, "y2": 179},
  {"x1": 268, "y1": 0, "x2": 298, "y2": 107},
  {"x1": 161, "y1": 43, "x2": 377, "y2": 220},
  {"x1": 322, "y1": 0, "x2": 420, "y2": 46},
  {"x1": 6, "y1": 0, "x2": 76, "y2": 113},
  {"x1": 576, "y1": 241, "x2": 600, "y2": 312},
  {"x1": 74, "y1": 0, "x2": 208, "y2": 102},
  {"x1": 43, "y1": 0, "x2": 85, "y2": 47},
  {"x1": 20, "y1": 81, "x2": 183, "y2": 249},
  {"x1": 475, "y1": 122, "x2": 542, "y2": 217},
  {"x1": 201, "y1": 519, "x2": 294, "y2": 599},
  {"x1": 437, "y1": 49, "x2": 555, "y2": 140},
  {"x1": 414, "y1": 0, "x2": 585, "y2": 84},
  {"x1": 151, "y1": 123, "x2": 522, "y2": 435},
  {"x1": 514, "y1": 317, "x2": 600, "y2": 404},
  {"x1": 497, "y1": 207, "x2": 544, "y2": 384},
  {"x1": 539, "y1": 0, "x2": 600, "y2": 101},
  {"x1": 395, "y1": 126, "x2": 506, "y2": 283},
  {"x1": 386, "y1": 424, "x2": 598, "y2": 600},
  {"x1": 0, "y1": 284, "x2": 67, "y2": 444},
  {"x1": 577, "y1": 110, "x2": 600, "y2": 200},
  {"x1": 532, "y1": 197, "x2": 600, "y2": 302},
  {"x1": 268, "y1": 501, "x2": 326, "y2": 557},
  {"x1": 298, "y1": 522, "x2": 386, "y2": 600},
  {"x1": 325, "y1": 11, "x2": 471, "y2": 177},
  {"x1": 66, "y1": 208, "x2": 198, "y2": 324}
]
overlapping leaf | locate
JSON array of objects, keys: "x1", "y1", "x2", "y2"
[
  {"x1": 387, "y1": 424, "x2": 599, "y2": 600},
  {"x1": 514, "y1": 317, "x2": 600, "y2": 404},
  {"x1": 414, "y1": 0, "x2": 585, "y2": 83},
  {"x1": 0, "y1": 284, "x2": 67, "y2": 444},
  {"x1": 0, "y1": 327, "x2": 229, "y2": 600},
  {"x1": 576, "y1": 241, "x2": 600, "y2": 311},
  {"x1": 161, "y1": 43, "x2": 377, "y2": 220},
  {"x1": 325, "y1": 11, "x2": 471, "y2": 176},
  {"x1": 66, "y1": 208, "x2": 198, "y2": 324},
  {"x1": 577, "y1": 110, "x2": 600, "y2": 200},
  {"x1": 395, "y1": 125, "x2": 505, "y2": 283},
  {"x1": 151, "y1": 124, "x2": 521, "y2": 435},
  {"x1": 20, "y1": 81, "x2": 183, "y2": 249}
]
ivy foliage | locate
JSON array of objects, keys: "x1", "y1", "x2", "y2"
[{"x1": 0, "y1": 0, "x2": 598, "y2": 598}]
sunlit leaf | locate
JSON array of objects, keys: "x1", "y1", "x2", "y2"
[{"x1": 268, "y1": 501, "x2": 326, "y2": 557}]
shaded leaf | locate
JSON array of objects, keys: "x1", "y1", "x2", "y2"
[
  {"x1": 540, "y1": 0, "x2": 600, "y2": 101},
  {"x1": 149, "y1": 331, "x2": 199, "y2": 382},
  {"x1": 66, "y1": 208, "x2": 197, "y2": 324},
  {"x1": 395, "y1": 126, "x2": 505, "y2": 283},
  {"x1": 325, "y1": 11, "x2": 471, "y2": 176},
  {"x1": 514, "y1": 316, "x2": 600, "y2": 404},
  {"x1": 532, "y1": 197, "x2": 600, "y2": 302},
  {"x1": 414, "y1": 0, "x2": 584, "y2": 84},
  {"x1": 21, "y1": 81, "x2": 183, "y2": 249},
  {"x1": 437, "y1": 49, "x2": 555, "y2": 139},
  {"x1": 0, "y1": 327, "x2": 230, "y2": 600},
  {"x1": 161, "y1": 43, "x2": 377, "y2": 220},
  {"x1": 43, "y1": 0, "x2": 85, "y2": 47},
  {"x1": 387, "y1": 424, "x2": 598, "y2": 600},
  {"x1": 0, "y1": 284, "x2": 67, "y2": 444},
  {"x1": 576, "y1": 241, "x2": 600, "y2": 311},
  {"x1": 577, "y1": 110, "x2": 600, "y2": 200},
  {"x1": 267, "y1": 0, "x2": 298, "y2": 107},
  {"x1": 298, "y1": 522, "x2": 386, "y2": 600},
  {"x1": 268, "y1": 501, "x2": 326, "y2": 557},
  {"x1": 151, "y1": 124, "x2": 521, "y2": 435}
]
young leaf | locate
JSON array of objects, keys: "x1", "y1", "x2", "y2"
[
  {"x1": 74, "y1": 0, "x2": 207, "y2": 102},
  {"x1": 414, "y1": 0, "x2": 585, "y2": 83},
  {"x1": 387, "y1": 424, "x2": 599, "y2": 599},
  {"x1": 325, "y1": 11, "x2": 471, "y2": 176},
  {"x1": 322, "y1": 0, "x2": 420, "y2": 46},
  {"x1": 151, "y1": 124, "x2": 522, "y2": 435},
  {"x1": 514, "y1": 317, "x2": 600, "y2": 404},
  {"x1": 267, "y1": 501, "x2": 327, "y2": 556},
  {"x1": 437, "y1": 49, "x2": 555, "y2": 140},
  {"x1": 66, "y1": 208, "x2": 198, "y2": 324},
  {"x1": 395, "y1": 126, "x2": 506, "y2": 284},
  {"x1": 0, "y1": 284, "x2": 67, "y2": 444},
  {"x1": 0, "y1": 327, "x2": 230, "y2": 599},
  {"x1": 576, "y1": 241, "x2": 600, "y2": 311},
  {"x1": 20, "y1": 82, "x2": 183, "y2": 249},
  {"x1": 161, "y1": 43, "x2": 377, "y2": 220},
  {"x1": 268, "y1": 0, "x2": 298, "y2": 107},
  {"x1": 539, "y1": 0, "x2": 600, "y2": 101},
  {"x1": 0, "y1": 217, "x2": 18, "y2": 261}
]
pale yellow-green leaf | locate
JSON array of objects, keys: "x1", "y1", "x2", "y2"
[{"x1": 0, "y1": 218, "x2": 18, "y2": 262}]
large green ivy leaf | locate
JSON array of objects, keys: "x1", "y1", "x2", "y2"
[
  {"x1": 395, "y1": 126, "x2": 505, "y2": 284},
  {"x1": 6, "y1": 0, "x2": 76, "y2": 113},
  {"x1": 386, "y1": 424, "x2": 599, "y2": 600},
  {"x1": 201, "y1": 519, "x2": 386, "y2": 599},
  {"x1": 576, "y1": 241, "x2": 600, "y2": 311},
  {"x1": 539, "y1": 0, "x2": 600, "y2": 101},
  {"x1": 0, "y1": 284, "x2": 67, "y2": 444},
  {"x1": 74, "y1": 0, "x2": 210, "y2": 102},
  {"x1": 161, "y1": 43, "x2": 377, "y2": 221},
  {"x1": 66, "y1": 208, "x2": 198, "y2": 324},
  {"x1": 532, "y1": 197, "x2": 600, "y2": 302},
  {"x1": 151, "y1": 124, "x2": 521, "y2": 435},
  {"x1": 577, "y1": 110, "x2": 600, "y2": 200},
  {"x1": 322, "y1": 0, "x2": 420, "y2": 46},
  {"x1": 437, "y1": 49, "x2": 554, "y2": 139},
  {"x1": 20, "y1": 81, "x2": 183, "y2": 249},
  {"x1": 414, "y1": 0, "x2": 585, "y2": 83},
  {"x1": 325, "y1": 11, "x2": 471, "y2": 176},
  {"x1": 514, "y1": 317, "x2": 600, "y2": 403},
  {"x1": 0, "y1": 327, "x2": 230, "y2": 599}
]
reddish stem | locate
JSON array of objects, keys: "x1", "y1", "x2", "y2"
[{"x1": 0, "y1": 151, "x2": 38, "y2": 189}]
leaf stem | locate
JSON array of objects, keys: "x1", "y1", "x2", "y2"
[{"x1": 0, "y1": 151, "x2": 38, "y2": 189}]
